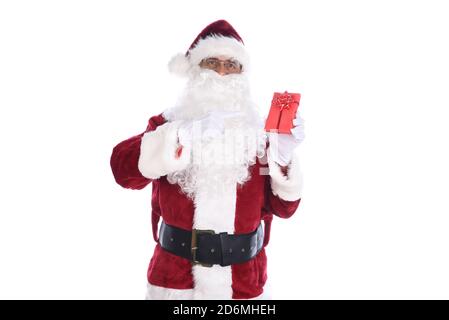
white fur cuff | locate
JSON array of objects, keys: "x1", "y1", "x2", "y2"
[
  {"x1": 268, "y1": 152, "x2": 303, "y2": 201},
  {"x1": 138, "y1": 121, "x2": 191, "y2": 179}
]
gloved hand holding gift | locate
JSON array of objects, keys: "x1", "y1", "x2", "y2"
[{"x1": 265, "y1": 91, "x2": 305, "y2": 166}]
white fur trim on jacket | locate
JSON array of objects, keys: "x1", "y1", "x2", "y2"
[
  {"x1": 145, "y1": 282, "x2": 267, "y2": 300},
  {"x1": 192, "y1": 264, "x2": 233, "y2": 299},
  {"x1": 188, "y1": 164, "x2": 237, "y2": 299},
  {"x1": 145, "y1": 283, "x2": 194, "y2": 300},
  {"x1": 168, "y1": 35, "x2": 250, "y2": 76},
  {"x1": 268, "y1": 152, "x2": 303, "y2": 201},
  {"x1": 138, "y1": 121, "x2": 191, "y2": 179}
]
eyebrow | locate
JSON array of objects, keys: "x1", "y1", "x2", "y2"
[{"x1": 207, "y1": 57, "x2": 238, "y2": 63}]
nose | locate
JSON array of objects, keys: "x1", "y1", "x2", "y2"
[{"x1": 216, "y1": 64, "x2": 227, "y2": 76}]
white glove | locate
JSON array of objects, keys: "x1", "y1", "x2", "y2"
[
  {"x1": 177, "y1": 111, "x2": 243, "y2": 148},
  {"x1": 268, "y1": 115, "x2": 305, "y2": 166}
]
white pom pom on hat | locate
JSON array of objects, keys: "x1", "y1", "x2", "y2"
[{"x1": 168, "y1": 53, "x2": 191, "y2": 76}]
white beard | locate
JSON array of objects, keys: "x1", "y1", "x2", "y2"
[{"x1": 163, "y1": 67, "x2": 267, "y2": 201}]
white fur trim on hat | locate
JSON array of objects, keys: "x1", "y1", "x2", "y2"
[
  {"x1": 268, "y1": 152, "x2": 303, "y2": 201},
  {"x1": 138, "y1": 120, "x2": 191, "y2": 179},
  {"x1": 189, "y1": 35, "x2": 249, "y2": 71},
  {"x1": 168, "y1": 35, "x2": 250, "y2": 76}
]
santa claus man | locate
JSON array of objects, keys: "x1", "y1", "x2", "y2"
[{"x1": 110, "y1": 20, "x2": 304, "y2": 300}]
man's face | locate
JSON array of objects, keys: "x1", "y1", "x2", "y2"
[{"x1": 199, "y1": 55, "x2": 242, "y2": 76}]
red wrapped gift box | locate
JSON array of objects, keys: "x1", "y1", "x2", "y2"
[{"x1": 264, "y1": 91, "x2": 301, "y2": 134}]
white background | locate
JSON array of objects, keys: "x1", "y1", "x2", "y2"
[{"x1": 1, "y1": 0, "x2": 448, "y2": 299}]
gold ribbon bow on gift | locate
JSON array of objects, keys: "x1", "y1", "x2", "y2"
[{"x1": 274, "y1": 91, "x2": 294, "y2": 111}]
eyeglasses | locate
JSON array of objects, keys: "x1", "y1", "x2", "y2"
[{"x1": 199, "y1": 58, "x2": 242, "y2": 73}]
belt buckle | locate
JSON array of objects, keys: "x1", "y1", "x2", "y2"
[{"x1": 191, "y1": 228, "x2": 215, "y2": 268}]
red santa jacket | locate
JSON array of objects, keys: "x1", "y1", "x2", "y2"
[{"x1": 110, "y1": 113, "x2": 302, "y2": 299}]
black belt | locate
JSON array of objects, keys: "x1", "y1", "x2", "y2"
[{"x1": 158, "y1": 221, "x2": 264, "y2": 267}]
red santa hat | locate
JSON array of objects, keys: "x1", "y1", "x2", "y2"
[{"x1": 168, "y1": 19, "x2": 250, "y2": 76}]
